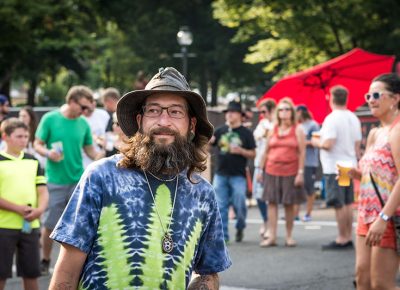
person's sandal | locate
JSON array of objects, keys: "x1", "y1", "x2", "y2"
[
  {"x1": 285, "y1": 239, "x2": 297, "y2": 247},
  {"x1": 260, "y1": 238, "x2": 277, "y2": 247}
]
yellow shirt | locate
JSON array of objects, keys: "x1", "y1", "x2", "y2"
[{"x1": 0, "y1": 151, "x2": 46, "y2": 229}]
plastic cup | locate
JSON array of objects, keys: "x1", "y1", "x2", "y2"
[
  {"x1": 311, "y1": 131, "x2": 320, "y2": 140},
  {"x1": 51, "y1": 141, "x2": 64, "y2": 160},
  {"x1": 337, "y1": 161, "x2": 352, "y2": 187}
]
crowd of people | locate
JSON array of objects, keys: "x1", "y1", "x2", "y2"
[{"x1": 0, "y1": 68, "x2": 399, "y2": 289}]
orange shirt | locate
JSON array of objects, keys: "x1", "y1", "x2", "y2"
[{"x1": 265, "y1": 125, "x2": 299, "y2": 176}]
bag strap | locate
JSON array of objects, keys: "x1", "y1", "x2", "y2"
[{"x1": 369, "y1": 172, "x2": 385, "y2": 207}]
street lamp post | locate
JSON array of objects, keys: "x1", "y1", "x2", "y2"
[{"x1": 176, "y1": 26, "x2": 193, "y2": 78}]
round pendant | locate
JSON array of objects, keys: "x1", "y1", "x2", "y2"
[{"x1": 162, "y1": 234, "x2": 173, "y2": 253}]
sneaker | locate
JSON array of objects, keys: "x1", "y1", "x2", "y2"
[
  {"x1": 302, "y1": 215, "x2": 312, "y2": 222},
  {"x1": 321, "y1": 240, "x2": 354, "y2": 250},
  {"x1": 235, "y1": 229, "x2": 244, "y2": 242},
  {"x1": 40, "y1": 259, "x2": 50, "y2": 275}
]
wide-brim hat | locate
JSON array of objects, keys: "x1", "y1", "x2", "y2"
[
  {"x1": 222, "y1": 100, "x2": 243, "y2": 114},
  {"x1": 117, "y1": 67, "x2": 213, "y2": 140}
]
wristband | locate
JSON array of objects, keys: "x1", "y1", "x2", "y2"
[
  {"x1": 298, "y1": 169, "x2": 304, "y2": 174},
  {"x1": 379, "y1": 211, "x2": 391, "y2": 222}
]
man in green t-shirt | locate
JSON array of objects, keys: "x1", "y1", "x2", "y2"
[
  {"x1": 0, "y1": 118, "x2": 48, "y2": 290},
  {"x1": 34, "y1": 85, "x2": 105, "y2": 275}
]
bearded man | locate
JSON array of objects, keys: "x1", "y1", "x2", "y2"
[{"x1": 49, "y1": 67, "x2": 231, "y2": 290}]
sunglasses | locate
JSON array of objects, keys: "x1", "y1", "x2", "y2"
[
  {"x1": 77, "y1": 103, "x2": 90, "y2": 111},
  {"x1": 278, "y1": 107, "x2": 291, "y2": 112},
  {"x1": 364, "y1": 91, "x2": 392, "y2": 102}
]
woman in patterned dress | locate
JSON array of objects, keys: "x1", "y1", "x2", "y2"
[{"x1": 347, "y1": 73, "x2": 400, "y2": 289}]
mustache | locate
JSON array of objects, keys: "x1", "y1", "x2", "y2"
[{"x1": 149, "y1": 127, "x2": 178, "y2": 136}]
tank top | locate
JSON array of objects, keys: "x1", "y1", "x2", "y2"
[
  {"x1": 358, "y1": 115, "x2": 400, "y2": 224},
  {"x1": 265, "y1": 125, "x2": 299, "y2": 176}
]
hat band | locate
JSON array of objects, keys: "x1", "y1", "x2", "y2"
[{"x1": 148, "y1": 84, "x2": 188, "y2": 91}]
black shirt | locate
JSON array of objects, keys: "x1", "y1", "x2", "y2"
[{"x1": 212, "y1": 125, "x2": 256, "y2": 176}]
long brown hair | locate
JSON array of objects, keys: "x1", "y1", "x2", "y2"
[{"x1": 20, "y1": 106, "x2": 37, "y2": 143}]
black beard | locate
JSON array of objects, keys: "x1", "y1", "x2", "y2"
[{"x1": 130, "y1": 127, "x2": 194, "y2": 176}]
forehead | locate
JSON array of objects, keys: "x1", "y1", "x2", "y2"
[
  {"x1": 278, "y1": 103, "x2": 291, "y2": 108},
  {"x1": 145, "y1": 93, "x2": 188, "y2": 107},
  {"x1": 369, "y1": 81, "x2": 387, "y2": 92},
  {"x1": 11, "y1": 127, "x2": 28, "y2": 135}
]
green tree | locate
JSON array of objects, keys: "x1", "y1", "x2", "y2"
[
  {"x1": 0, "y1": 0, "x2": 101, "y2": 105},
  {"x1": 97, "y1": 0, "x2": 266, "y2": 105},
  {"x1": 213, "y1": 0, "x2": 400, "y2": 81}
]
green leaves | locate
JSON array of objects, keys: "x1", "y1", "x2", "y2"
[{"x1": 213, "y1": 0, "x2": 400, "y2": 80}]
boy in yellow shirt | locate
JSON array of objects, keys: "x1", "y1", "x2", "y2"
[{"x1": 0, "y1": 118, "x2": 48, "y2": 290}]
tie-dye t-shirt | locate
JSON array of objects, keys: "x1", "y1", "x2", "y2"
[{"x1": 50, "y1": 155, "x2": 231, "y2": 290}]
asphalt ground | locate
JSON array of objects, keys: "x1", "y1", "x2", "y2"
[{"x1": 4, "y1": 200, "x2": 399, "y2": 290}]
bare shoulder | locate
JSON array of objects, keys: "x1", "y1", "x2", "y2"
[
  {"x1": 366, "y1": 127, "x2": 378, "y2": 146},
  {"x1": 389, "y1": 123, "x2": 400, "y2": 145}
]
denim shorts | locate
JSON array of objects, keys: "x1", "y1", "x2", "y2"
[
  {"x1": 0, "y1": 228, "x2": 40, "y2": 278},
  {"x1": 324, "y1": 174, "x2": 354, "y2": 208}
]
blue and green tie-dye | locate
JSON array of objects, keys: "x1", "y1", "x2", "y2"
[{"x1": 51, "y1": 155, "x2": 231, "y2": 290}]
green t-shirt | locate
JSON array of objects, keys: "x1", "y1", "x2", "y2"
[
  {"x1": 36, "y1": 110, "x2": 93, "y2": 184},
  {"x1": 0, "y1": 151, "x2": 46, "y2": 229}
]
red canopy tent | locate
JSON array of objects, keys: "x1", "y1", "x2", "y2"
[{"x1": 257, "y1": 48, "x2": 395, "y2": 123}]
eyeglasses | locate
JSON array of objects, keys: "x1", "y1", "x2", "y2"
[
  {"x1": 77, "y1": 102, "x2": 90, "y2": 111},
  {"x1": 365, "y1": 91, "x2": 392, "y2": 102},
  {"x1": 142, "y1": 104, "x2": 187, "y2": 119},
  {"x1": 278, "y1": 107, "x2": 291, "y2": 112}
]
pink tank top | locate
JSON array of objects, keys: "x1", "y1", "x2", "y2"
[
  {"x1": 266, "y1": 125, "x2": 299, "y2": 176},
  {"x1": 358, "y1": 116, "x2": 400, "y2": 224}
]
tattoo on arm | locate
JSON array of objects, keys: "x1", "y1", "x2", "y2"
[
  {"x1": 55, "y1": 282, "x2": 73, "y2": 290},
  {"x1": 188, "y1": 274, "x2": 219, "y2": 290}
]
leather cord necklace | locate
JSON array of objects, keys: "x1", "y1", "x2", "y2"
[{"x1": 143, "y1": 170, "x2": 178, "y2": 253}]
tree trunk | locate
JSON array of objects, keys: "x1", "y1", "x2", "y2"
[
  {"x1": 210, "y1": 72, "x2": 219, "y2": 107},
  {"x1": 28, "y1": 78, "x2": 37, "y2": 106}
]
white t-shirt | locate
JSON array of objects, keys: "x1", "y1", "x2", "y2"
[
  {"x1": 319, "y1": 109, "x2": 362, "y2": 174},
  {"x1": 82, "y1": 109, "x2": 110, "y2": 168},
  {"x1": 253, "y1": 119, "x2": 273, "y2": 167}
]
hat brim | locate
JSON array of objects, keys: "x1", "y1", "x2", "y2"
[
  {"x1": 222, "y1": 109, "x2": 245, "y2": 116},
  {"x1": 117, "y1": 89, "x2": 214, "y2": 140}
]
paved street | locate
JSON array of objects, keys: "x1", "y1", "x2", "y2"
[
  {"x1": 2, "y1": 201, "x2": 380, "y2": 290},
  {"x1": 220, "y1": 202, "x2": 357, "y2": 290}
]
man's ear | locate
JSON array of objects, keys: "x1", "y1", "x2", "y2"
[
  {"x1": 190, "y1": 117, "x2": 197, "y2": 132},
  {"x1": 136, "y1": 114, "x2": 142, "y2": 130}
]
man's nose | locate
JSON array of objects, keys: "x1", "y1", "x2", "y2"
[{"x1": 157, "y1": 109, "x2": 172, "y2": 124}]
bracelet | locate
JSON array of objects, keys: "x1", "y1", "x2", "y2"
[
  {"x1": 298, "y1": 169, "x2": 304, "y2": 174},
  {"x1": 45, "y1": 151, "x2": 50, "y2": 158},
  {"x1": 379, "y1": 211, "x2": 391, "y2": 222}
]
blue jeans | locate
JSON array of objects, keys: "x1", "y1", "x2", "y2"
[{"x1": 213, "y1": 174, "x2": 247, "y2": 241}]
